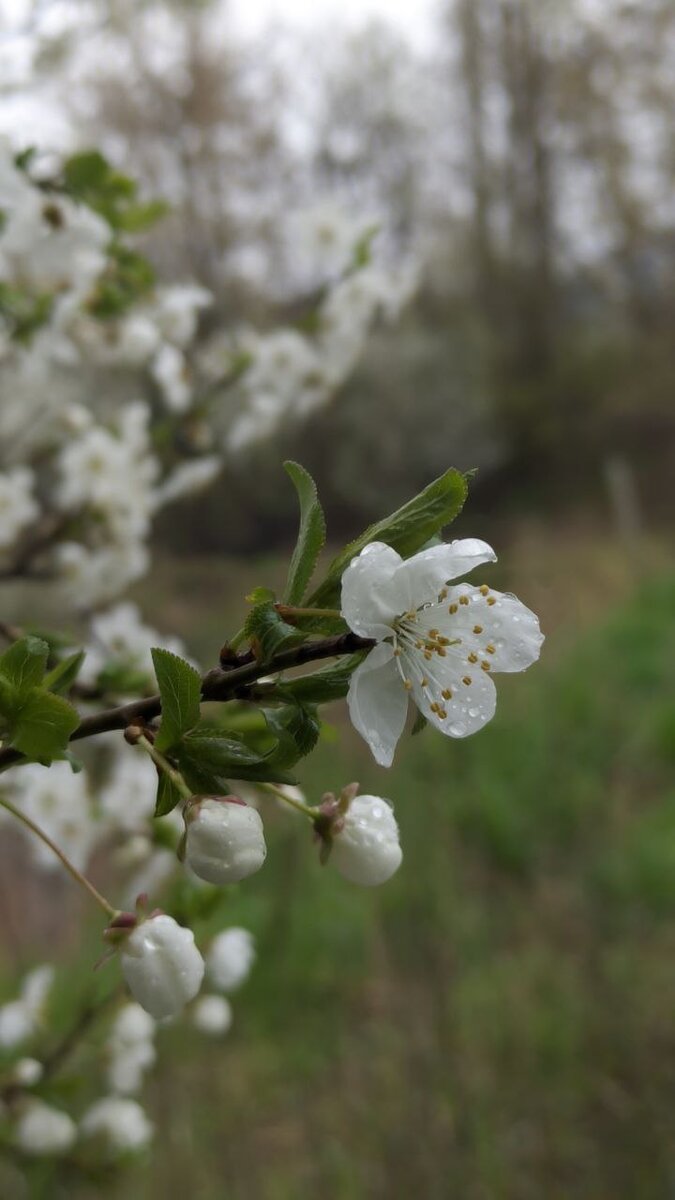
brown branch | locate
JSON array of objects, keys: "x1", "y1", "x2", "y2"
[{"x1": 0, "y1": 631, "x2": 373, "y2": 773}]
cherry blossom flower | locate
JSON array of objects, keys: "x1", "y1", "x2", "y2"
[{"x1": 341, "y1": 540, "x2": 544, "y2": 766}]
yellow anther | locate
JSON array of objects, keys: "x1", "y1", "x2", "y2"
[
  {"x1": 404, "y1": 611, "x2": 417, "y2": 621},
  {"x1": 429, "y1": 701, "x2": 439, "y2": 714},
  {"x1": 487, "y1": 597, "x2": 496, "y2": 606},
  {"x1": 438, "y1": 588, "x2": 448, "y2": 601},
  {"x1": 486, "y1": 644, "x2": 495, "y2": 654},
  {"x1": 403, "y1": 679, "x2": 413, "y2": 690},
  {"x1": 441, "y1": 688, "x2": 452, "y2": 700},
  {"x1": 462, "y1": 675, "x2": 472, "y2": 686},
  {"x1": 438, "y1": 707, "x2": 448, "y2": 720},
  {"x1": 459, "y1": 595, "x2": 469, "y2": 606},
  {"x1": 467, "y1": 652, "x2": 478, "y2": 664},
  {"x1": 481, "y1": 661, "x2": 491, "y2": 672},
  {"x1": 428, "y1": 628, "x2": 439, "y2": 639},
  {"x1": 421, "y1": 676, "x2": 429, "y2": 687},
  {"x1": 437, "y1": 647, "x2": 447, "y2": 657},
  {"x1": 473, "y1": 625, "x2": 483, "y2": 635},
  {"x1": 438, "y1": 636, "x2": 450, "y2": 646},
  {"x1": 415, "y1": 640, "x2": 424, "y2": 650},
  {"x1": 393, "y1": 647, "x2": 401, "y2": 657},
  {"x1": 448, "y1": 603, "x2": 458, "y2": 614},
  {"x1": 479, "y1": 585, "x2": 490, "y2": 596},
  {"x1": 424, "y1": 650, "x2": 433, "y2": 661}
]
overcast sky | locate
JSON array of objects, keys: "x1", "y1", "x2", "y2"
[{"x1": 231, "y1": 0, "x2": 439, "y2": 50}]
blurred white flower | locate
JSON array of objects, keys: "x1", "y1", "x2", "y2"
[
  {"x1": 0, "y1": 467, "x2": 39, "y2": 551},
  {"x1": 330, "y1": 795, "x2": 402, "y2": 887},
  {"x1": 341, "y1": 540, "x2": 544, "y2": 767},
  {"x1": 191, "y1": 994, "x2": 232, "y2": 1037},
  {"x1": 120, "y1": 914, "x2": 204, "y2": 1020},
  {"x1": 4, "y1": 763, "x2": 97, "y2": 872},
  {"x1": 151, "y1": 342, "x2": 192, "y2": 412},
  {"x1": 80, "y1": 1097, "x2": 153, "y2": 1155},
  {"x1": 12, "y1": 1058, "x2": 43, "y2": 1087},
  {"x1": 206, "y1": 928, "x2": 255, "y2": 994},
  {"x1": 14, "y1": 1101, "x2": 77, "y2": 1157},
  {"x1": 153, "y1": 284, "x2": 211, "y2": 348},
  {"x1": 80, "y1": 600, "x2": 189, "y2": 688},
  {"x1": 151, "y1": 456, "x2": 221, "y2": 509},
  {"x1": 184, "y1": 797, "x2": 267, "y2": 885}
]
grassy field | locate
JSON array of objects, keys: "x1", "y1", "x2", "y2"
[{"x1": 4, "y1": 527, "x2": 675, "y2": 1199}]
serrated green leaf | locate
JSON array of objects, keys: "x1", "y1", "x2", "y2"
[
  {"x1": 244, "y1": 602, "x2": 306, "y2": 661},
  {"x1": 11, "y1": 690, "x2": 79, "y2": 761},
  {"x1": 278, "y1": 652, "x2": 368, "y2": 706},
  {"x1": 176, "y1": 729, "x2": 297, "y2": 789},
  {"x1": 154, "y1": 770, "x2": 183, "y2": 818},
  {"x1": 152, "y1": 649, "x2": 202, "y2": 753},
  {"x1": 283, "y1": 461, "x2": 326, "y2": 606},
  {"x1": 44, "y1": 650, "x2": 85, "y2": 695},
  {"x1": 262, "y1": 702, "x2": 320, "y2": 767},
  {"x1": 307, "y1": 468, "x2": 469, "y2": 610},
  {"x1": 0, "y1": 636, "x2": 48, "y2": 697}
]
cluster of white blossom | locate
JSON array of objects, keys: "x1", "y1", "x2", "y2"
[{"x1": 0, "y1": 926, "x2": 256, "y2": 1162}]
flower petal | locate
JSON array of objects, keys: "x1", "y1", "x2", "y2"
[
  {"x1": 402, "y1": 642, "x2": 497, "y2": 739},
  {"x1": 390, "y1": 538, "x2": 497, "y2": 606},
  {"x1": 442, "y1": 583, "x2": 544, "y2": 673},
  {"x1": 340, "y1": 542, "x2": 405, "y2": 638},
  {"x1": 347, "y1": 642, "x2": 409, "y2": 767}
]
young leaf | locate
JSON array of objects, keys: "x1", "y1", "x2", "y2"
[
  {"x1": 283, "y1": 461, "x2": 326, "y2": 606},
  {"x1": 276, "y1": 652, "x2": 368, "y2": 706},
  {"x1": 262, "y1": 702, "x2": 320, "y2": 767},
  {"x1": 152, "y1": 649, "x2": 202, "y2": 753},
  {"x1": 244, "y1": 602, "x2": 305, "y2": 661},
  {"x1": 155, "y1": 771, "x2": 184, "y2": 819},
  {"x1": 44, "y1": 650, "x2": 85, "y2": 695},
  {"x1": 0, "y1": 636, "x2": 48, "y2": 697},
  {"x1": 11, "y1": 690, "x2": 79, "y2": 762},
  {"x1": 307, "y1": 467, "x2": 468, "y2": 609},
  {"x1": 176, "y1": 729, "x2": 297, "y2": 789}
]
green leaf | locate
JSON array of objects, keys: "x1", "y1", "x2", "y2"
[
  {"x1": 244, "y1": 602, "x2": 305, "y2": 661},
  {"x1": 411, "y1": 710, "x2": 428, "y2": 737},
  {"x1": 262, "y1": 702, "x2": 320, "y2": 767},
  {"x1": 307, "y1": 468, "x2": 469, "y2": 610},
  {"x1": 11, "y1": 690, "x2": 79, "y2": 762},
  {"x1": 44, "y1": 651, "x2": 85, "y2": 695},
  {"x1": 277, "y1": 652, "x2": 368, "y2": 706},
  {"x1": 283, "y1": 461, "x2": 326, "y2": 605},
  {"x1": 176, "y1": 728, "x2": 297, "y2": 789},
  {"x1": 154, "y1": 771, "x2": 184, "y2": 819},
  {"x1": 152, "y1": 649, "x2": 202, "y2": 753},
  {"x1": 0, "y1": 636, "x2": 48, "y2": 696}
]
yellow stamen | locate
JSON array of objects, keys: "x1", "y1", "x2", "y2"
[
  {"x1": 403, "y1": 679, "x2": 413, "y2": 690},
  {"x1": 487, "y1": 597, "x2": 496, "y2": 606},
  {"x1": 486, "y1": 644, "x2": 495, "y2": 654},
  {"x1": 479, "y1": 585, "x2": 489, "y2": 596},
  {"x1": 459, "y1": 595, "x2": 469, "y2": 606},
  {"x1": 448, "y1": 604, "x2": 458, "y2": 614},
  {"x1": 462, "y1": 675, "x2": 472, "y2": 686},
  {"x1": 473, "y1": 624, "x2": 483, "y2": 634},
  {"x1": 467, "y1": 652, "x2": 478, "y2": 664},
  {"x1": 481, "y1": 661, "x2": 490, "y2": 672},
  {"x1": 441, "y1": 688, "x2": 452, "y2": 700}
]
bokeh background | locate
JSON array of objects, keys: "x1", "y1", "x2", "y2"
[{"x1": 2, "y1": 0, "x2": 675, "y2": 1196}]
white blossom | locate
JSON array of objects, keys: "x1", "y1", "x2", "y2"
[
  {"x1": 151, "y1": 342, "x2": 192, "y2": 412},
  {"x1": 191, "y1": 994, "x2": 232, "y2": 1037},
  {"x1": 12, "y1": 1058, "x2": 43, "y2": 1087},
  {"x1": 341, "y1": 540, "x2": 544, "y2": 766},
  {"x1": 205, "y1": 928, "x2": 255, "y2": 994},
  {"x1": 330, "y1": 795, "x2": 402, "y2": 887},
  {"x1": 106, "y1": 1001, "x2": 157, "y2": 1095},
  {"x1": 98, "y1": 744, "x2": 158, "y2": 833},
  {"x1": 184, "y1": 797, "x2": 267, "y2": 885},
  {"x1": 80, "y1": 1097, "x2": 153, "y2": 1155},
  {"x1": 79, "y1": 601, "x2": 188, "y2": 688},
  {"x1": 0, "y1": 467, "x2": 39, "y2": 551},
  {"x1": 120, "y1": 914, "x2": 204, "y2": 1020},
  {"x1": 152, "y1": 284, "x2": 211, "y2": 348},
  {"x1": 0, "y1": 1001, "x2": 34, "y2": 1049},
  {"x1": 151, "y1": 456, "x2": 222, "y2": 509},
  {"x1": 14, "y1": 1101, "x2": 77, "y2": 1157},
  {"x1": 4, "y1": 763, "x2": 97, "y2": 872}
]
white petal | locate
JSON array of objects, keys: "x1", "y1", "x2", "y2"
[
  {"x1": 443, "y1": 584, "x2": 543, "y2": 673},
  {"x1": 347, "y1": 643, "x2": 408, "y2": 767},
  {"x1": 340, "y1": 542, "x2": 405, "y2": 638},
  {"x1": 403, "y1": 643, "x2": 497, "y2": 739},
  {"x1": 390, "y1": 539, "x2": 497, "y2": 606}
]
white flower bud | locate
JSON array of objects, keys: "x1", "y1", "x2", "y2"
[
  {"x1": 206, "y1": 928, "x2": 255, "y2": 993},
  {"x1": 0, "y1": 1001, "x2": 34, "y2": 1049},
  {"x1": 120, "y1": 914, "x2": 204, "y2": 1020},
  {"x1": 191, "y1": 994, "x2": 232, "y2": 1036},
  {"x1": 13, "y1": 1058, "x2": 43, "y2": 1087},
  {"x1": 15, "y1": 1101, "x2": 77, "y2": 1156},
  {"x1": 109, "y1": 1003, "x2": 156, "y2": 1047},
  {"x1": 184, "y1": 797, "x2": 266, "y2": 885},
  {"x1": 330, "y1": 795, "x2": 402, "y2": 887},
  {"x1": 80, "y1": 1097, "x2": 153, "y2": 1155}
]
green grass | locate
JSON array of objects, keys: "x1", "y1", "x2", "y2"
[{"x1": 120, "y1": 571, "x2": 675, "y2": 1200}]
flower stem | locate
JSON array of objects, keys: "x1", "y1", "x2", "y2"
[
  {"x1": 261, "y1": 783, "x2": 318, "y2": 823},
  {"x1": 136, "y1": 734, "x2": 192, "y2": 803},
  {"x1": 0, "y1": 794, "x2": 117, "y2": 919}
]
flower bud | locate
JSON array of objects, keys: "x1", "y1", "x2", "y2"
[
  {"x1": 14, "y1": 1101, "x2": 77, "y2": 1156},
  {"x1": 330, "y1": 795, "x2": 402, "y2": 887},
  {"x1": 206, "y1": 928, "x2": 255, "y2": 993},
  {"x1": 80, "y1": 1097, "x2": 153, "y2": 1156},
  {"x1": 184, "y1": 796, "x2": 266, "y2": 885},
  {"x1": 191, "y1": 994, "x2": 232, "y2": 1036},
  {"x1": 120, "y1": 914, "x2": 204, "y2": 1020}
]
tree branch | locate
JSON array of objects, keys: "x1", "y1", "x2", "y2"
[{"x1": 0, "y1": 631, "x2": 373, "y2": 773}]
